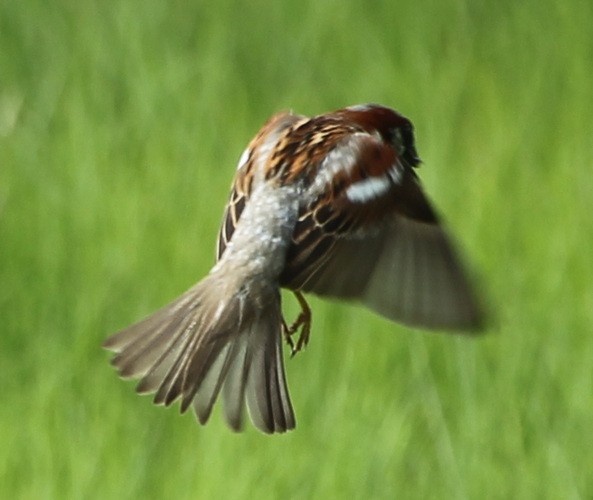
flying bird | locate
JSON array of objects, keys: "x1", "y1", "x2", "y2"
[{"x1": 104, "y1": 104, "x2": 484, "y2": 433}]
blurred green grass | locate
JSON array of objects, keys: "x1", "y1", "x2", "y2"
[{"x1": 2, "y1": 0, "x2": 593, "y2": 498}]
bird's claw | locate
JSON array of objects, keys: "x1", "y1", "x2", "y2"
[{"x1": 282, "y1": 291, "x2": 312, "y2": 357}]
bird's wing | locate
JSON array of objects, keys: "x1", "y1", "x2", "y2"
[
  {"x1": 280, "y1": 132, "x2": 483, "y2": 331},
  {"x1": 216, "y1": 111, "x2": 307, "y2": 261}
]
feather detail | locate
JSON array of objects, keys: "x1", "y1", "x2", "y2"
[
  {"x1": 106, "y1": 179, "x2": 302, "y2": 433},
  {"x1": 298, "y1": 215, "x2": 483, "y2": 330},
  {"x1": 104, "y1": 271, "x2": 295, "y2": 433}
]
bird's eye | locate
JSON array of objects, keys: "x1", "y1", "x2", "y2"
[
  {"x1": 400, "y1": 126, "x2": 420, "y2": 166},
  {"x1": 400, "y1": 125, "x2": 415, "y2": 150},
  {"x1": 389, "y1": 128, "x2": 405, "y2": 155},
  {"x1": 390, "y1": 126, "x2": 420, "y2": 166}
]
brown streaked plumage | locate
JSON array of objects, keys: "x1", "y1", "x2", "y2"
[{"x1": 104, "y1": 104, "x2": 484, "y2": 434}]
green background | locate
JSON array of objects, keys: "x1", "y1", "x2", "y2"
[{"x1": 2, "y1": 0, "x2": 592, "y2": 498}]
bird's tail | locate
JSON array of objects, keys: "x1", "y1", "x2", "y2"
[{"x1": 103, "y1": 270, "x2": 295, "y2": 434}]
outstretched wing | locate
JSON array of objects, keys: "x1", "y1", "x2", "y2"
[{"x1": 280, "y1": 131, "x2": 484, "y2": 331}]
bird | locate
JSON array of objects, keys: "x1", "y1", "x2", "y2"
[{"x1": 103, "y1": 103, "x2": 484, "y2": 434}]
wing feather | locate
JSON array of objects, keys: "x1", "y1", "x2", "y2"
[
  {"x1": 300, "y1": 215, "x2": 483, "y2": 330},
  {"x1": 279, "y1": 131, "x2": 483, "y2": 331}
]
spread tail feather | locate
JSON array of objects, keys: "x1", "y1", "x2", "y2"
[{"x1": 103, "y1": 273, "x2": 295, "y2": 434}]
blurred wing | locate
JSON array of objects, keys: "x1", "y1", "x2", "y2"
[
  {"x1": 301, "y1": 215, "x2": 483, "y2": 330},
  {"x1": 281, "y1": 133, "x2": 484, "y2": 331}
]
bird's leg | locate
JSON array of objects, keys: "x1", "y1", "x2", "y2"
[
  {"x1": 281, "y1": 317, "x2": 296, "y2": 353},
  {"x1": 281, "y1": 291, "x2": 312, "y2": 357}
]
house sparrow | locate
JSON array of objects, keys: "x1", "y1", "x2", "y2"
[{"x1": 104, "y1": 104, "x2": 483, "y2": 434}]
